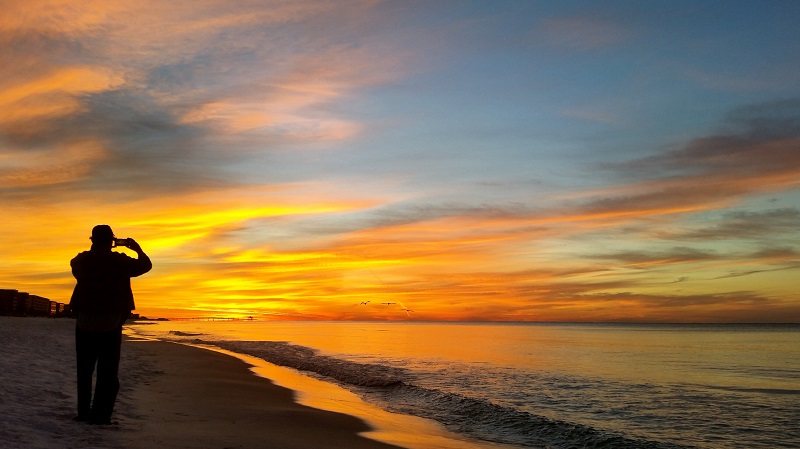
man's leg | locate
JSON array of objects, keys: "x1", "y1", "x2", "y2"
[
  {"x1": 75, "y1": 326, "x2": 98, "y2": 420},
  {"x1": 90, "y1": 326, "x2": 122, "y2": 424}
]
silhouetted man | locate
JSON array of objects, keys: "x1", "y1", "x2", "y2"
[{"x1": 69, "y1": 225, "x2": 152, "y2": 424}]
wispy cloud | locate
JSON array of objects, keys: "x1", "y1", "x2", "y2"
[
  {"x1": 0, "y1": 0, "x2": 408, "y2": 200},
  {"x1": 586, "y1": 247, "x2": 718, "y2": 268},
  {"x1": 580, "y1": 99, "x2": 800, "y2": 221},
  {"x1": 619, "y1": 99, "x2": 800, "y2": 178},
  {"x1": 664, "y1": 208, "x2": 800, "y2": 241}
]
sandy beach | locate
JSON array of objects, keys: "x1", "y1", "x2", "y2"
[
  {"x1": 0, "y1": 317, "x2": 403, "y2": 449},
  {"x1": 116, "y1": 338, "x2": 405, "y2": 449}
]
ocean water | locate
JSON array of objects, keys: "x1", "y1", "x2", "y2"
[{"x1": 129, "y1": 321, "x2": 800, "y2": 449}]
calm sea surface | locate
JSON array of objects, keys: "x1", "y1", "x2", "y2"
[{"x1": 130, "y1": 322, "x2": 800, "y2": 449}]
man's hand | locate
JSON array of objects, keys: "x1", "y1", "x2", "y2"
[{"x1": 126, "y1": 238, "x2": 144, "y2": 253}]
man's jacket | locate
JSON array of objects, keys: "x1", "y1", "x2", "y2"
[{"x1": 69, "y1": 249, "x2": 152, "y2": 315}]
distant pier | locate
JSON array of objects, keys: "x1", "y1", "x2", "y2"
[{"x1": 167, "y1": 316, "x2": 255, "y2": 322}]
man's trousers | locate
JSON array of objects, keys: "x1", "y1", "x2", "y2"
[{"x1": 75, "y1": 325, "x2": 122, "y2": 423}]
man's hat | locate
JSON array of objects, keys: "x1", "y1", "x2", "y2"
[{"x1": 90, "y1": 224, "x2": 115, "y2": 242}]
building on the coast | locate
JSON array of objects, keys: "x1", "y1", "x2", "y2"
[
  {"x1": 0, "y1": 289, "x2": 16, "y2": 315},
  {"x1": 0, "y1": 288, "x2": 69, "y2": 317},
  {"x1": 27, "y1": 295, "x2": 51, "y2": 316}
]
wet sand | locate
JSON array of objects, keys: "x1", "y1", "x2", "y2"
[{"x1": 114, "y1": 339, "x2": 404, "y2": 449}]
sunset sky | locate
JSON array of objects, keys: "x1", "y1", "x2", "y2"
[{"x1": 2, "y1": 1, "x2": 799, "y2": 322}]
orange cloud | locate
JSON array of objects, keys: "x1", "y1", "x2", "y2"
[
  {"x1": 0, "y1": 67, "x2": 123, "y2": 137},
  {"x1": 0, "y1": 141, "x2": 107, "y2": 188}
]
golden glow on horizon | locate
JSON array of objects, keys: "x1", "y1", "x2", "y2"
[
  {"x1": 2, "y1": 180, "x2": 798, "y2": 323},
  {"x1": 3, "y1": 180, "x2": 797, "y2": 323}
]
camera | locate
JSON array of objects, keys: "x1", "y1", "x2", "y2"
[{"x1": 114, "y1": 238, "x2": 133, "y2": 247}]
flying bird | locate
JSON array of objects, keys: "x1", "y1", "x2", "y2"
[
  {"x1": 359, "y1": 301, "x2": 370, "y2": 305},
  {"x1": 381, "y1": 302, "x2": 396, "y2": 305}
]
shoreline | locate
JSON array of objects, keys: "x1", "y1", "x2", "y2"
[
  {"x1": 114, "y1": 337, "x2": 406, "y2": 449},
  {"x1": 182, "y1": 342, "x2": 509, "y2": 449}
]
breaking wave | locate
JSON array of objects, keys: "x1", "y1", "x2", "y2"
[{"x1": 167, "y1": 331, "x2": 203, "y2": 337}]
